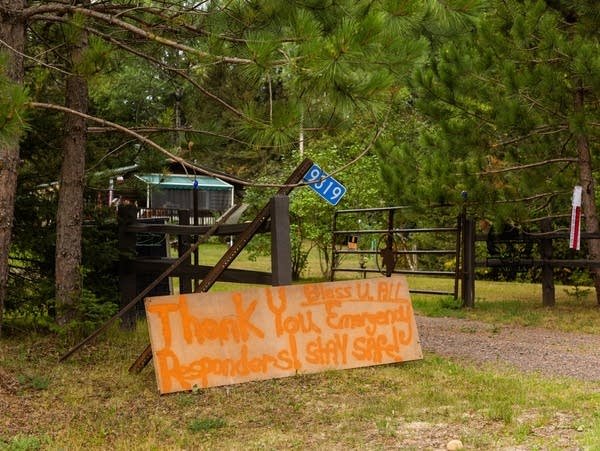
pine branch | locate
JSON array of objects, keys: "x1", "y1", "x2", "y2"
[
  {"x1": 477, "y1": 158, "x2": 577, "y2": 175},
  {"x1": 150, "y1": 4, "x2": 299, "y2": 46},
  {"x1": 519, "y1": 91, "x2": 568, "y2": 120},
  {"x1": 481, "y1": 191, "x2": 567, "y2": 205},
  {"x1": 491, "y1": 124, "x2": 569, "y2": 147},
  {"x1": 471, "y1": 73, "x2": 567, "y2": 120},
  {"x1": 38, "y1": 12, "x2": 258, "y2": 124},
  {"x1": 87, "y1": 125, "x2": 290, "y2": 150},
  {"x1": 0, "y1": 36, "x2": 73, "y2": 76},
  {"x1": 418, "y1": 82, "x2": 496, "y2": 127},
  {"x1": 31, "y1": 101, "x2": 388, "y2": 190},
  {"x1": 26, "y1": 4, "x2": 255, "y2": 65},
  {"x1": 29, "y1": 101, "x2": 263, "y2": 187}
]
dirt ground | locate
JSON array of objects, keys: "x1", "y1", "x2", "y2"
[{"x1": 416, "y1": 315, "x2": 600, "y2": 382}]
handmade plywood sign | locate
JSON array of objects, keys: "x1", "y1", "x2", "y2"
[{"x1": 145, "y1": 276, "x2": 422, "y2": 394}]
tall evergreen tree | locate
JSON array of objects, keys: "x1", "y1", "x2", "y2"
[
  {"x1": 0, "y1": 0, "x2": 484, "y2": 332},
  {"x1": 55, "y1": 6, "x2": 90, "y2": 324},
  {"x1": 382, "y1": 0, "x2": 600, "y2": 302},
  {"x1": 0, "y1": 0, "x2": 27, "y2": 336}
]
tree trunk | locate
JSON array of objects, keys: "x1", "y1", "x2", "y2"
[
  {"x1": 55, "y1": 18, "x2": 89, "y2": 325},
  {"x1": 574, "y1": 87, "x2": 600, "y2": 305},
  {"x1": 0, "y1": 1, "x2": 26, "y2": 336}
]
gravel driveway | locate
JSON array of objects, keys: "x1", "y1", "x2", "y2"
[{"x1": 415, "y1": 315, "x2": 600, "y2": 381}]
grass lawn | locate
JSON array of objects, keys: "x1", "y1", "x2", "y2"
[
  {"x1": 408, "y1": 276, "x2": 600, "y2": 335},
  {"x1": 3, "y1": 325, "x2": 600, "y2": 450},
  {"x1": 2, "y1": 242, "x2": 600, "y2": 450}
]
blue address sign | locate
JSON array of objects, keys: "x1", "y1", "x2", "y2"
[{"x1": 303, "y1": 163, "x2": 347, "y2": 206}]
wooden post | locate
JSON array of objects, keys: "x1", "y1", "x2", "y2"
[
  {"x1": 177, "y1": 209, "x2": 192, "y2": 294},
  {"x1": 193, "y1": 186, "x2": 199, "y2": 291},
  {"x1": 330, "y1": 211, "x2": 338, "y2": 281},
  {"x1": 461, "y1": 217, "x2": 475, "y2": 308},
  {"x1": 118, "y1": 204, "x2": 138, "y2": 329},
  {"x1": 453, "y1": 211, "x2": 463, "y2": 300},
  {"x1": 270, "y1": 194, "x2": 292, "y2": 286},
  {"x1": 541, "y1": 218, "x2": 555, "y2": 307}
]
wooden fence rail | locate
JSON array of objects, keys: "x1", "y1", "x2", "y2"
[{"x1": 464, "y1": 217, "x2": 600, "y2": 306}]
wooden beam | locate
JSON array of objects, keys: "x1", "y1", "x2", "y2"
[{"x1": 133, "y1": 260, "x2": 272, "y2": 285}]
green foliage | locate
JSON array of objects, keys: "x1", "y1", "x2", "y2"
[
  {"x1": 412, "y1": 295, "x2": 466, "y2": 318},
  {"x1": 0, "y1": 434, "x2": 47, "y2": 451},
  {"x1": 439, "y1": 295, "x2": 463, "y2": 310},
  {"x1": 187, "y1": 417, "x2": 227, "y2": 433},
  {"x1": 177, "y1": 0, "x2": 447, "y2": 177},
  {"x1": 6, "y1": 0, "x2": 517, "y2": 336},
  {"x1": 563, "y1": 270, "x2": 593, "y2": 303},
  {"x1": 17, "y1": 373, "x2": 50, "y2": 391},
  {"x1": 7, "y1": 201, "x2": 119, "y2": 335},
  {"x1": 386, "y1": 0, "x2": 600, "y2": 228},
  {"x1": 244, "y1": 125, "x2": 389, "y2": 278},
  {"x1": 90, "y1": 53, "x2": 172, "y2": 128},
  {"x1": 81, "y1": 210, "x2": 120, "y2": 305},
  {"x1": 8, "y1": 182, "x2": 58, "y2": 320},
  {"x1": 0, "y1": 53, "x2": 29, "y2": 146},
  {"x1": 53, "y1": 288, "x2": 118, "y2": 341}
]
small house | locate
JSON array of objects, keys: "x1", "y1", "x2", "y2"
[{"x1": 134, "y1": 173, "x2": 234, "y2": 216}]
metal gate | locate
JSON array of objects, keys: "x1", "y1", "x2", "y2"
[{"x1": 330, "y1": 206, "x2": 462, "y2": 298}]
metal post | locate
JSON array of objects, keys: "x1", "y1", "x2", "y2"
[
  {"x1": 118, "y1": 204, "x2": 139, "y2": 329},
  {"x1": 271, "y1": 194, "x2": 292, "y2": 286},
  {"x1": 177, "y1": 209, "x2": 192, "y2": 294},
  {"x1": 386, "y1": 209, "x2": 395, "y2": 277},
  {"x1": 456, "y1": 191, "x2": 467, "y2": 300}
]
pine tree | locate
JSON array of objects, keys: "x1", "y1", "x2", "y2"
[
  {"x1": 0, "y1": 0, "x2": 484, "y2": 331},
  {"x1": 383, "y1": 0, "x2": 600, "y2": 302},
  {"x1": 0, "y1": 0, "x2": 27, "y2": 336},
  {"x1": 55, "y1": 5, "x2": 90, "y2": 324}
]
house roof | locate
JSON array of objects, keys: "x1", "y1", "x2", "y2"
[{"x1": 135, "y1": 174, "x2": 233, "y2": 190}]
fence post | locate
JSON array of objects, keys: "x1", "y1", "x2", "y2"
[
  {"x1": 193, "y1": 186, "x2": 200, "y2": 291},
  {"x1": 461, "y1": 216, "x2": 475, "y2": 307},
  {"x1": 271, "y1": 194, "x2": 292, "y2": 286},
  {"x1": 118, "y1": 204, "x2": 138, "y2": 329},
  {"x1": 177, "y1": 209, "x2": 192, "y2": 294},
  {"x1": 454, "y1": 212, "x2": 463, "y2": 300},
  {"x1": 540, "y1": 218, "x2": 555, "y2": 307},
  {"x1": 385, "y1": 208, "x2": 395, "y2": 277}
]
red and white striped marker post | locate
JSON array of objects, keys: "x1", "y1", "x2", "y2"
[{"x1": 569, "y1": 185, "x2": 582, "y2": 251}]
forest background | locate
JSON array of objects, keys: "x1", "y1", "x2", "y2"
[{"x1": 1, "y1": 0, "x2": 600, "y2": 337}]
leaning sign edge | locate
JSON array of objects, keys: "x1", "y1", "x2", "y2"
[{"x1": 145, "y1": 276, "x2": 422, "y2": 394}]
